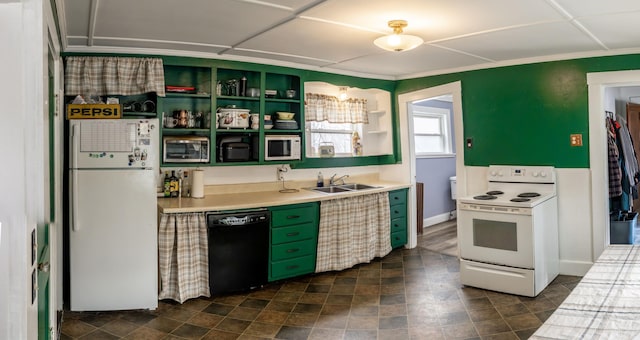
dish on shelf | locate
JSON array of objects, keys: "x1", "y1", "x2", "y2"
[
  {"x1": 264, "y1": 124, "x2": 273, "y2": 130},
  {"x1": 166, "y1": 85, "x2": 196, "y2": 93},
  {"x1": 265, "y1": 89, "x2": 277, "y2": 98},
  {"x1": 276, "y1": 112, "x2": 295, "y2": 120}
]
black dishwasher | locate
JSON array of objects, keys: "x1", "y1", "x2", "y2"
[{"x1": 206, "y1": 210, "x2": 270, "y2": 295}]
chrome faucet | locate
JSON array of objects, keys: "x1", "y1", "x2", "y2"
[{"x1": 329, "y1": 174, "x2": 349, "y2": 186}]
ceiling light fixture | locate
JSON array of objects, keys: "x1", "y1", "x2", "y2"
[
  {"x1": 339, "y1": 86, "x2": 348, "y2": 101},
  {"x1": 374, "y1": 20, "x2": 423, "y2": 52}
]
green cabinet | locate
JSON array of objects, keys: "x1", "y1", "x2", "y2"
[
  {"x1": 158, "y1": 63, "x2": 303, "y2": 167},
  {"x1": 389, "y1": 189, "x2": 408, "y2": 248},
  {"x1": 268, "y1": 202, "x2": 319, "y2": 281}
]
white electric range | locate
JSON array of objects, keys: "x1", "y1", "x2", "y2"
[{"x1": 457, "y1": 165, "x2": 559, "y2": 297}]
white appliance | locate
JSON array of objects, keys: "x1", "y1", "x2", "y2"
[
  {"x1": 69, "y1": 119, "x2": 159, "y2": 311},
  {"x1": 457, "y1": 165, "x2": 559, "y2": 297}
]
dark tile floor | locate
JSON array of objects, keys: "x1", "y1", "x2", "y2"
[{"x1": 60, "y1": 246, "x2": 581, "y2": 340}]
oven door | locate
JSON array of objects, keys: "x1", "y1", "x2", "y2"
[{"x1": 457, "y1": 203, "x2": 534, "y2": 269}]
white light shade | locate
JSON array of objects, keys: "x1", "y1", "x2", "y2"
[
  {"x1": 374, "y1": 34, "x2": 424, "y2": 52},
  {"x1": 374, "y1": 19, "x2": 424, "y2": 52}
]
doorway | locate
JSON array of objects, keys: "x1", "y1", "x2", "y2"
[
  {"x1": 397, "y1": 81, "x2": 464, "y2": 249},
  {"x1": 588, "y1": 70, "x2": 640, "y2": 260}
]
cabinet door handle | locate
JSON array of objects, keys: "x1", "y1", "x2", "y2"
[
  {"x1": 286, "y1": 265, "x2": 300, "y2": 270},
  {"x1": 286, "y1": 232, "x2": 300, "y2": 237},
  {"x1": 286, "y1": 248, "x2": 300, "y2": 253},
  {"x1": 287, "y1": 215, "x2": 300, "y2": 219},
  {"x1": 394, "y1": 210, "x2": 399, "y2": 214}
]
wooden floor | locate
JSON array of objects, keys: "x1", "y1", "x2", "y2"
[{"x1": 417, "y1": 219, "x2": 457, "y2": 257}]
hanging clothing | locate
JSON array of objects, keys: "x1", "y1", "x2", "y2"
[
  {"x1": 615, "y1": 121, "x2": 640, "y2": 194},
  {"x1": 609, "y1": 133, "x2": 623, "y2": 198}
]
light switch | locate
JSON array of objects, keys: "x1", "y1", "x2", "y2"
[
  {"x1": 466, "y1": 138, "x2": 473, "y2": 148},
  {"x1": 570, "y1": 134, "x2": 583, "y2": 147}
]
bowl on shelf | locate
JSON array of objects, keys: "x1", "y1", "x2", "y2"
[
  {"x1": 264, "y1": 124, "x2": 273, "y2": 130},
  {"x1": 276, "y1": 112, "x2": 295, "y2": 120}
]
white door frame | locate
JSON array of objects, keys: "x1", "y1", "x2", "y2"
[
  {"x1": 587, "y1": 70, "x2": 640, "y2": 261},
  {"x1": 398, "y1": 81, "x2": 464, "y2": 248}
]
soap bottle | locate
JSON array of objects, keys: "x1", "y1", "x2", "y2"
[{"x1": 317, "y1": 172, "x2": 324, "y2": 187}]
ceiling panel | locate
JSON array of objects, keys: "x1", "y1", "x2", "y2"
[
  {"x1": 92, "y1": 0, "x2": 292, "y2": 46},
  {"x1": 226, "y1": 49, "x2": 334, "y2": 68},
  {"x1": 576, "y1": 13, "x2": 640, "y2": 49},
  {"x1": 436, "y1": 21, "x2": 603, "y2": 62},
  {"x1": 237, "y1": 17, "x2": 382, "y2": 62},
  {"x1": 88, "y1": 38, "x2": 228, "y2": 55},
  {"x1": 302, "y1": 0, "x2": 566, "y2": 42},
  {"x1": 554, "y1": 0, "x2": 640, "y2": 17},
  {"x1": 63, "y1": 0, "x2": 92, "y2": 36},
  {"x1": 329, "y1": 45, "x2": 489, "y2": 77}
]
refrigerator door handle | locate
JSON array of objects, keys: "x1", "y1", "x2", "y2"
[
  {"x1": 70, "y1": 123, "x2": 78, "y2": 169},
  {"x1": 71, "y1": 170, "x2": 79, "y2": 231},
  {"x1": 70, "y1": 123, "x2": 79, "y2": 231}
]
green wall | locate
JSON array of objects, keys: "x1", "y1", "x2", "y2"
[{"x1": 396, "y1": 54, "x2": 640, "y2": 168}]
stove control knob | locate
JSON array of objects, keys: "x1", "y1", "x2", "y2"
[
  {"x1": 540, "y1": 171, "x2": 547, "y2": 177},
  {"x1": 532, "y1": 171, "x2": 539, "y2": 177},
  {"x1": 490, "y1": 171, "x2": 497, "y2": 177}
]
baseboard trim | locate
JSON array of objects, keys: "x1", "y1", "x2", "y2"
[
  {"x1": 424, "y1": 212, "x2": 456, "y2": 228},
  {"x1": 559, "y1": 260, "x2": 593, "y2": 276}
]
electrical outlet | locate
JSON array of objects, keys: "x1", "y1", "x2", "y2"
[
  {"x1": 277, "y1": 168, "x2": 284, "y2": 181},
  {"x1": 570, "y1": 134, "x2": 583, "y2": 147}
]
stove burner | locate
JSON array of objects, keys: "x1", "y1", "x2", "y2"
[
  {"x1": 486, "y1": 190, "x2": 504, "y2": 196},
  {"x1": 474, "y1": 195, "x2": 498, "y2": 200},
  {"x1": 518, "y1": 192, "x2": 541, "y2": 198},
  {"x1": 511, "y1": 198, "x2": 531, "y2": 202}
]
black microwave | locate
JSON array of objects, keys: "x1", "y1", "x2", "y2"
[{"x1": 163, "y1": 136, "x2": 209, "y2": 163}]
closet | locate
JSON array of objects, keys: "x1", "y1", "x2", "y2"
[{"x1": 607, "y1": 108, "x2": 640, "y2": 244}]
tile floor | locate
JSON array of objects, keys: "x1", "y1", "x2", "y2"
[{"x1": 60, "y1": 246, "x2": 581, "y2": 340}]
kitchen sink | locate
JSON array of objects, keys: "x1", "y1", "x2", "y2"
[
  {"x1": 338, "y1": 183, "x2": 379, "y2": 190},
  {"x1": 311, "y1": 186, "x2": 351, "y2": 193},
  {"x1": 307, "y1": 183, "x2": 380, "y2": 194}
]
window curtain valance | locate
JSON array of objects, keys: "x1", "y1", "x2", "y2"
[
  {"x1": 305, "y1": 93, "x2": 368, "y2": 124},
  {"x1": 64, "y1": 56, "x2": 166, "y2": 97}
]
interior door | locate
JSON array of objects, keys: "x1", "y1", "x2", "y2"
[
  {"x1": 37, "y1": 48, "x2": 55, "y2": 339},
  {"x1": 626, "y1": 102, "x2": 640, "y2": 211}
]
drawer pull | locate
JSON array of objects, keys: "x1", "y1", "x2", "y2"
[
  {"x1": 286, "y1": 248, "x2": 300, "y2": 253},
  {"x1": 287, "y1": 215, "x2": 300, "y2": 219},
  {"x1": 394, "y1": 210, "x2": 399, "y2": 214},
  {"x1": 286, "y1": 232, "x2": 300, "y2": 237},
  {"x1": 286, "y1": 265, "x2": 300, "y2": 270}
]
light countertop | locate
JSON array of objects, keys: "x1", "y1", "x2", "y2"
[{"x1": 157, "y1": 180, "x2": 410, "y2": 213}]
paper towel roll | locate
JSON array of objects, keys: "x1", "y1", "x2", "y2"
[{"x1": 191, "y1": 169, "x2": 205, "y2": 198}]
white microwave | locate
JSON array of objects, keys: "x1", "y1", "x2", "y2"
[{"x1": 264, "y1": 135, "x2": 301, "y2": 161}]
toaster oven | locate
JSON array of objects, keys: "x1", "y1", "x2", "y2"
[{"x1": 163, "y1": 136, "x2": 209, "y2": 163}]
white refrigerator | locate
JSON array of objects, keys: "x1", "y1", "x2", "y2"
[{"x1": 69, "y1": 119, "x2": 159, "y2": 311}]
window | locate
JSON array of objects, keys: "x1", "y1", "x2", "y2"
[
  {"x1": 307, "y1": 121, "x2": 363, "y2": 156},
  {"x1": 412, "y1": 105, "x2": 452, "y2": 156}
]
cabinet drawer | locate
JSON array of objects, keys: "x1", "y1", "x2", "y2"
[
  {"x1": 270, "y1": 255, "x2": 315, "y2": 281},
  {"x1": 389, "y1": 189, "x2": 407, "y2": 206},
  {"x1": 271, "y1": 239, "x2": 316, "y2": 261},
  {"x1": 271, "y1": 203, "x2": 317, "y2": 227},
  {"x1": 391, "y1": 216, "x2": 407, "y2": 233},
  {"x1": 391, "y1": 230, "x2": 407, "y2": 248},
  {"x1": 390, "y1": 204, "x2": 407, "y2": 220},
  {"x1": 271, "y1": 222, "x2": 316, "y2": 244}
]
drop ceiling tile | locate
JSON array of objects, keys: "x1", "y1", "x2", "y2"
[
  {"x1": 576, "y1": 13, "x2": 640, "y2": 49},
  {"x1": 63, "y1": 0, "x2": 92, "y2": 36},
  {"x1": 92, "y1": 0, "x2": 292, "y2": 46},
  {"x1": 554, "y1": 0, "x2": 640, "y2": 17},
  {"x1": 302, "y1": 0, "x2": 566, "y2": 42},
  {"x1": 225, "y1": 49, "x2": 333, "y2": 67},
  {"x1": 237, "y1": 17, "x2": 382, "y2": 62},
  {"x1": 436, "y1": 21, "x2": 603, "y2": 62},
  {"x1": 90, "y1": 38, "x2": 228, "y2": 55},
  {"x1": 328, "y1": 45, "x2": 488, "y2": 77}
]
